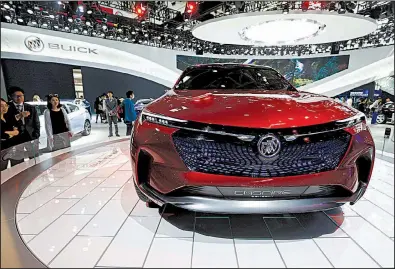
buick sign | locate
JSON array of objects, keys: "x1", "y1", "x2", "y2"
[
  {"x1": 24, "y1": 36, "x2": 44, "y2": 52},
  {"x1": 24, "y1": 36, "x2": 98, "y2": 54}
]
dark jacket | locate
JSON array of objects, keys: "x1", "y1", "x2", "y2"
[{"x1": 6, "y1": 102, "x2": 40, "y2": 141}]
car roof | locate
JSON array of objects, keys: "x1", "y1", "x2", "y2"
[{"x1": 187, "y1": 63, "x2": 277, "y2": 71}]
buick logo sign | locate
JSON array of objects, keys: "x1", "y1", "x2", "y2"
[
  {"x1": 257, "y1": 134, "x2": 281, "y2": 158},
  {"x1": 24, "y1": 36, "x2": 44, "y2": 52}
]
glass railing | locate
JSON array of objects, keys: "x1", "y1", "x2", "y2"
[{"x1": 1, "y1": 132, "x2": 72, "y2": 172}]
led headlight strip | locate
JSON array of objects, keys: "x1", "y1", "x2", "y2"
[
  {"x1": 335, "y1": 112, "x2": 366, "y2": 128},
  {"x1": 140, "y1": 111, "x2": 188, "y2": 126}
]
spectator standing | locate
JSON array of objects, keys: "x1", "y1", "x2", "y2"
[
  {"x1": 1, "y1": 98, "x2": 21, "y2": 170},
  {"x1": 122, "y1": 91, "x2": 137, "y2": 136},
  {"x1": 43, "y1": 94, "x2": 72, "y2": 151},
  {"x1": 94, "y1": 96, "x2": 104, "y2": 123},
  {"x1": 6, "y1": 86, "x2": 40, "y2": 165},
  {"x1": 357, "y1": 98, "x2": 366, "y2": 113},
  {"x1": 102, "y1": 94, "x2": 108, "y2": 124},
  {"x1": 346, "y1": 97, "x2": 353, "y2": 107},
  {"x1": 370, "y1": 97, "x2": 382, "y2": 124},
  {"x1": 105, "y1": 91, "x2": 120, "y2": 137}
]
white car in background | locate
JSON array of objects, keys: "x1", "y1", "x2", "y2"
[{"x1": 26, "y1": 101, "x2": 91, "y2": 149}]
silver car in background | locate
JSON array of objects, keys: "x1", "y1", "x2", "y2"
[{"x1": 26, "y1": 101, "x2": 91, "y2": 149}]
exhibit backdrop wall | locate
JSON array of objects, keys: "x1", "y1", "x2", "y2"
[
  {"x1": 1, "y1": 23, "x2": 393, "y2": 97},
  {"x1": 0, "y1": 64, "x2": 6, "y2": 100},
  {"x1": 1, "y1": 59, "x2": 170, "y2": 105},
  {"x1": 81, "y1": 67, "x2": 169, "y2": 105},
  {"x1": 1, "y1": 59, "x2": 76, "y2": 100}
]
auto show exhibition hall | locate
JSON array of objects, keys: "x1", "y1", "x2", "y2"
[{"x1": 1, "y1": 1, "x2": 394, "y2": 268}]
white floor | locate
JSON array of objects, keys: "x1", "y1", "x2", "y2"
[{"x1": 15, "y1": 140, "x2": 394, "y2": 268}]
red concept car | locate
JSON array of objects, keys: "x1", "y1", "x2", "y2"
[{"x1": 130, "y1": 64, "x2": 375, "y2": 214}]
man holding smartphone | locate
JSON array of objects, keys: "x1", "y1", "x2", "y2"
[{"x1": 6, "y1": 86, "x2": 40, "y2": 165}]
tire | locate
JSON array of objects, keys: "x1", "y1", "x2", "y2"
[
  {"x1": 134, "y1": 182, "x2": 151, "y2": 203},
  {"x1": 376, "y1": 114, "x2": 387, "y2": 124},
  {"x1": 82, "y1": 120, "x2": 91, "y2": 136}
]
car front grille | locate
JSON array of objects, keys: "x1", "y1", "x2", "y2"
[{"x1": 172, "y1": 128, "x2": 351, "y2": 178}]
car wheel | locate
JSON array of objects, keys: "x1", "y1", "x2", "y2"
[
  {"x1": 82, "y1": 120, "x2": 91, "y2": 136},
  {"x1": 134, "y1": 182, "x2": 151, "y2": 203},
  {"x1": 376, "y1": 114, "x2": 387, "y2": 124}
]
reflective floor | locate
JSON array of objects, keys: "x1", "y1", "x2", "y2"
[{"x1": 15, "y1": 141, "x2": 394, "y2": 268}]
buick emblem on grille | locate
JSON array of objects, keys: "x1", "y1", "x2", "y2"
[
  {"x1": 257, "y1": 134, "x2": 281, "y2": 158},
  {"x1": 24, "y1": 36, "x2": 44, "y2": 52}
]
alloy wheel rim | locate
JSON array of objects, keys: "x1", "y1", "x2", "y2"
[
  {"x1": 85, "y1": 121, "x2": 91, "y2": 134},
  {"x1": 376, "y1": 114, "x2": 385, "y2": 123}
]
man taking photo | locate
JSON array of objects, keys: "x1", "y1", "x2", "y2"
[{"x1": 6, "y1": 86, "x2": 40, "y2": 165}]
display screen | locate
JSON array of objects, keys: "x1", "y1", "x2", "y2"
[
  {"x1": 176, "y1": 55, "x2": 350, "y2": 88},
  {"x1": 291, "y1": 56, "x2": 350, "y2": 87}
]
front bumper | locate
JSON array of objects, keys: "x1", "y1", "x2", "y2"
[{"x1": 138, "y1": 181, "x2": 367, "y2": 214}]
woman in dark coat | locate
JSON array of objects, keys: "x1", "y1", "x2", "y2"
[{"x1": 1, "y1": 98, "x2": 22, "y2": 170}]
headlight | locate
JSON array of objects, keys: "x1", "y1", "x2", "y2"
[
  {"x1": 336, "y1": 112, "x2": 366, "y2": 128},
  {"x1": 336, "y1": 112, "x2": 367, "y2": 134},
  {"x1": 139, "y1": 110, "x2": 187, "y2": 127}
]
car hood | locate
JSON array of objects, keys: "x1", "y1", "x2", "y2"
[{"x1": 146, "y1": 90, "x2": 358, "y2": 129}]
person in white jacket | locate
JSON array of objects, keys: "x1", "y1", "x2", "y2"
[{"x1": 44, "y1": 94, "x2": 72, "y2": 151}]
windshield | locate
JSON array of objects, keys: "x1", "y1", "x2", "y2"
[
  {"x1": 174, "y1": 66, "x2": 296, "y2": 91},
  {"x1": 136, "y1": 100, "x2": 152, "y2": 105}
]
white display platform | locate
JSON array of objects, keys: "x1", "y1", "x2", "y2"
[{"x1": 15, "y1": 140, "x2": 394, "y2": 268}]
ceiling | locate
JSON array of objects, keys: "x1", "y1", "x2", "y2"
[
  {"x1": 192, "y1": 11, "x2": 378, "y2": 45},
  {"x1": 0, "y1": 1, "x2": 393, "y2": 56}
]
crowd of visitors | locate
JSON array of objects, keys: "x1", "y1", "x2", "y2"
[
  {"x1": 94, "y1": 91, "x2": 137, "y2": 137},
  {"x1": 1, "y1": 87, "x2": 137, "y2": 171}
]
